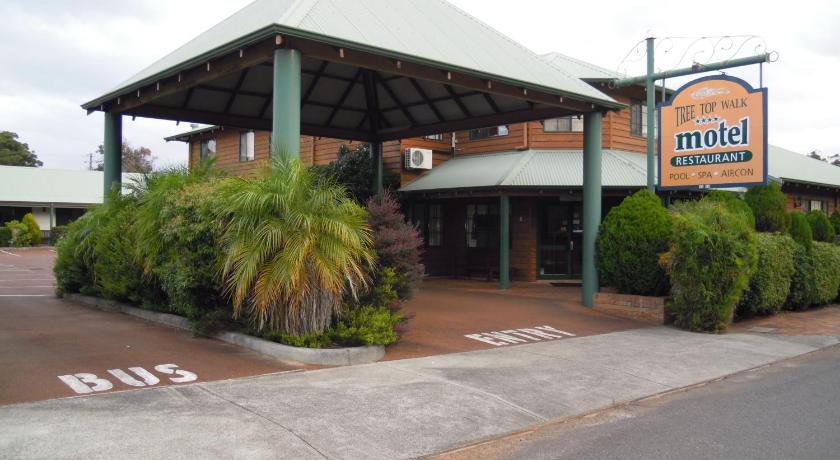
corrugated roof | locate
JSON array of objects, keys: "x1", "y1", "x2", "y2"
[
  {"x1": 0, "y1": 166, "x2": 141, "y2": 206},
  {"x1": 399, "y1": 149, "x2": 649, "y2": 192},
  {"x1": 85, "y1": 0, "x2": 617, "y2": 109},
  {"x1": 540, "y1": 52, "x2": 622, "y2": 81},
  {"x1": 768, "y1": 144, "x2": 840, "y2": 188}
]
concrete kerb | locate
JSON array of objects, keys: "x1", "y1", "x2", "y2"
[{"x1": 63, "y1": 294, "x2": 385, "y2": 367}]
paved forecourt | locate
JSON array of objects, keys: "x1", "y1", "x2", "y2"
[
  {"x1": 2, "y1": 325, "x2": 835, "y2": 459},
  {"x1": 0, "y1": 248, "x2": 301, "y2": 405}
]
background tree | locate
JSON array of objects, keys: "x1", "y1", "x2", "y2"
[
  {"x1": 93, "y1": 139, "x2": 155, "y2": 173},
  {"x1": 311, "y1": 143, "x2": 399, "y2": 203},
  {"x1": 0, "y1": 131, "x2": 43, "y2": 167}
]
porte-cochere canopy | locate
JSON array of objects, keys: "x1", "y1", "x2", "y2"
[{"x1": 82, "y1": 0, "x2": 622, "y2": 142}]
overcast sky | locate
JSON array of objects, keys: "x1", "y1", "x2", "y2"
[{"x1": 1, "y1": 0, "x2": 838, "y2": 170}]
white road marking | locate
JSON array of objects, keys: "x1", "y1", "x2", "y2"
[
  {"x1": 465, "y1": 325, "x2": 577, "y2": 346},
  {"x1": 58, "y1": 364, "x2": 198, "y2": 395},
  {"x1": 0, "y1": 285, "x2": 54, "y2": 289},
  {"x1": 0, "y1": 294, "x2": 50, "y2": 297},
  {"x1": 0, "y1": 279, "x2": 55, "y2": 282},
  {"x1": 0, "y1": 250, "x2": 21, "y2": 257}
]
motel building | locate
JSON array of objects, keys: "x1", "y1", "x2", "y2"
[{"x1": 85, "y1": 0, "x2": 840, "y2": 306}]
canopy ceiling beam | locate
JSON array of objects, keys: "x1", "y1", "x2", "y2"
[
  {"x1": 483, "y1": 93, "x2": 501, "y2": 113},
  {"x1": 362, "y1": 69, "x2": 382, "y2": 137},
  {"x1": 106, "y1": 37, "x2": 277, "y2": 114},
  {"x1": 126, "y1": 104, "x2": 374, "y2": 142},
  {"x1": 408, "y1": 77, "x2": 444, "y2": 122},
  {"x1": 376, "y1": 106, "x2": 576, "y2": 142},
  {"x1": 325, "y1": 69, "x2": 363, "y2": 127},
  {"x1": 286, "y1": 36, "x2": 598, "y2": 114},
  {"x1": 302, "y1": 61, "x2": 329, "y2": 106},
  {"x1": 374, "y1": 71, "x2": 417, "y2": 127},
  {"x1": 445, "y1": 84, "x2": 472, "y2": 118},
  {"x1": 223, "y1": 68, "x2": 250, "y2": 114}
]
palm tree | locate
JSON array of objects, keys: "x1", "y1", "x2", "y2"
[{"x1": 215, "y1": 154, "x2": 375, "y2": 335}]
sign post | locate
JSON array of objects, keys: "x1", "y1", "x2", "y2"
[{"x1": 658, "y1": 75, "x2": 767, "y2": 190}]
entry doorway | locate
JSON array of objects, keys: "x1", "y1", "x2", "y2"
[{"x1": 538, "y1": 203, "x2": 583, "y2": 279}]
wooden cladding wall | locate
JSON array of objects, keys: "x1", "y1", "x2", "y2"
[{"x1": 783, "y1": 183, "x2": 840, "y2": 216}]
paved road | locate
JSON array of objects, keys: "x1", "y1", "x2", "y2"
[
  {"x1": 437, "y1": 345, "x2": 840, "y2": 460},
  {"x1": 0, "y1": 248, "x2": 300, "y2": 405}
]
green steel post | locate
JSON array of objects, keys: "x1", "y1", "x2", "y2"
[
  {"x1": 373, "y1": 141, "x2": 383, "y2": 198},
  {"x1": 499, "y1": 195, "x2": 510, "y2": 290},
  {"x1": 646, "y1": 37, "x2": 655, "y2": 193},
  {"x1": 103, "y1": 112, "x2": 122, "y2": 200},
  {"x1": 272, "y1": 48, "x2": 301, "y2": 158},
  {"x1": 582, "y1": 111, "x2": 603, "y2": 307}
]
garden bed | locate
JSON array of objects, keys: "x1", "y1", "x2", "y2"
[{"x1": 64, "y1": 294, "x2": 385, "y2": 366}]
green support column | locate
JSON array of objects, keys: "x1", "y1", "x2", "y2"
[
  {"x1": 272, "y1": 47, "x2": 301, "y2": 158},
  {"x1": 373, "y1": 141, "x2": 383, "y2": 198},
  {"x1": 499, "y1": 195, "x2": 510, "y2": 290},
  {"x1": 582, "y1": 111, "x2": 603, "y2": 307},
  {"x1": 646, "y1": 37, "x2": 656, "y2": 192},
  {"x1": 103, "y1": 112, "x2": 122, "y2": 199}
]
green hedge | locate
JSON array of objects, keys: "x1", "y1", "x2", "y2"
[
  {"x1": 49, "y1": 225, "x2": 68, "y2": 245},
  {"x1": 785, "y1": 245, "x2": 817, "y2": 311},
  {"x1": 830, "y1": 210, "x2": 840, "y2": 236},
  {"x1": 22, "y1": 213, "x2": 41, "y2": 246},
  {"x1": 0, "y1": 226, "x2": 10, "y2": 247},
  {"x1": 789, "y1": 212, "x2": 813, "y2": 253},
  {"x1": 4, "y1": 220, "x2": 33, "y2": 247},
  {"x1": 596, "y1": 190, "x2": 672, "y2": 295},
  {"x1": 703, "y1": 190, "x2": 756, "y2": 229},
  {"x1": 745, "y1": 183, "x2": 788, "y2": 232},
  {"x1": 811, "y1": 242, "x2": 840, "y2": 305},
  {"x1": 664, "y1": 201, "x2": 757, "y2": 332},
  {"x1": 807, "y1": 210, "x2": 835, "y2": 242},
  {"x1": 737, "y1": 233, "x2": 796, "y2": 317}
]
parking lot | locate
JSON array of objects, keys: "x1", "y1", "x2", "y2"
[{"x1": 0, "y1": 248, "x2": 301, "y2": 405}]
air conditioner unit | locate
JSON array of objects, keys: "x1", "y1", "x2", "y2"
[{"x1": 404, "y1": 148, "x2": 433, "y2": 170}]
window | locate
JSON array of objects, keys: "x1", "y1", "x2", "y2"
[
  {"x1": 810, "y1": 200, "x2": 827, "y2": 212},
  {"x1": 630, "y1": 101, "x2": 658, "y2": 138},
  {"x1": 466, "y1": 203, "x2": 499, "y2": 248},
  {"x1": 199, "y1": 138, "x2": 216, "y2": 160},
  {"x1": 239, "y1": 131, "x2": 255, "y2": 162},
  {"x1": 469, "y1": 125, "x2": 509, "y2": 140},
  {"x1": 425, "y1": 133, "x2": 444, "y2": 141},
  {"x1": 410, "y1": 203, "x2": 443, "y2": 247},
  {"x1": 543, "y1": 116, "x2": 583, "y2": 133}
]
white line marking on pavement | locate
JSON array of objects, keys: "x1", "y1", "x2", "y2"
[
  {"x1": 0, "y1": 250, "x2": 21, "y2": 257},
  {"x1": 0, "y1": 294, "x2": 49, "y2": 297},
  {"x1": 0, "y1": 279, "x2": 55, "y2": 282},
  {"x1": 465, "y1": 325, "x2": 577, "y2": 346},
  {"x1": 0, "y1": 285, "x2": 55, "y2": 288}
]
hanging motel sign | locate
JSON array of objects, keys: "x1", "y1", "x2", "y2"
[{"x1": 658, "y1": 75, "x2": 768, "y2": 189}]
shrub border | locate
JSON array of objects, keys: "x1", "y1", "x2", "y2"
[{"x1": 64, "y1": 294, "x2": 385, "y2": 366}]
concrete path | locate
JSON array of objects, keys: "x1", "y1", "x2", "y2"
[{"x1": 2, "y1": 327, "x2": 837, "y2": 459}]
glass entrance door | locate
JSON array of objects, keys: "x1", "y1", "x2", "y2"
[{"x1": 538, "y1": 203, "x2": 583, "y2": 279}]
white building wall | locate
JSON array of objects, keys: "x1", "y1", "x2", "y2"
[{"x1": 30, "y1": 207, "x2": 52, "y2": 230}]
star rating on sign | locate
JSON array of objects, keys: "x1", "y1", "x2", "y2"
[{"x1": 695, "y1": 116, "x2": 722, "y2": 125}]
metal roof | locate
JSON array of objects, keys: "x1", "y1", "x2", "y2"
[
  {"x1": 540, "y1": 52, "x2": 622, "y2": 81},
  {"x1": 0, "y1": 166, "x2": 141, "y2": 206},
  {"x1": 85, "y1": 0, "x2": 617, "y2": 111},
  {"x1": 768, "y1": 144, "x2": 840, "y2": 189},
  {"x1": 399, "y1": 149, "x2": 649, "y2": 192},
  {"x1": 164, "y1": 125, "x2": 223, "y2": 143}
]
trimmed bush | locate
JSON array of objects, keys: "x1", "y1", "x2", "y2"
[
  {"x1": 811, "y1": 242, "x2": 840, "y2": 305},
  {"x1": 789, "y1": 212, "x2": 813, "y2": 253},
  {"x1": 596, "y1": 190, "x2": 672, "y2": 295},
  {"x1": 0, "y1": 226, "x2": 11, "y2": 247},
  {"x1": 365, "y1": 192, "x2": 424, "y2": 300},
  {"x1": 49, "y1": 225, "x2": 68, "y2": 245},
  {"x1": 745, "y1": 182, "x2": 788, "y2": 232},
  {"x1": 663, "y1": 201, "x2": 757, "y2": 333},
  {"x1": 21, "y1": 213, "x2": 41, "y2": 245},
  {"x1": 830, "y1": 210, "x2": 840, "y2": 237},
  {"x1": 785, "y1": 245, "x2": 817, "y2": 311},
  {"x1": 737, "y1": 233, "x2": 796, "y2": 317},
  {"x1": 806, "y1": 210, "x2": 835, "y2": 242},
  {"x1": 4, "y1": 220, "x2": 33, "y2": 247},
  {"x1": 54, "y1": 214, "x2": 96, "y2": 297},
  {"x1": 703, "y1": 190, "x2": 755, "y2": 229}
]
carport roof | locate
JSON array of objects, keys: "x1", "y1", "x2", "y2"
[
  {"x1": 768, "y1": 144, "x2": 840, "y2": 189},
  {"x1": 399, "y1": 149, "x2": 650, "y2": 192},
  {"x1": 84, "y1": 0, "x2": 617, "y2": 110},
  {"x1": 0, "y1": 166, "x2": 140, "y2": 206}
]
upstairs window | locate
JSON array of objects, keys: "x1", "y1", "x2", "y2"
[
  {"x1": 543, "y1": 116, "x2": 583, "y2": 133},
  {"x1": 469, "y1": 125, "x2": 509, "y2": 141},
  {"x1": 631, "y1": 101, "x2": 658, "y2": 138},
  {"x1": 239, "y1": 131, "x2": 255, "y2": 162},
  {"x1": 199, "y1": 138, "x2": 216, "y2": 161}
]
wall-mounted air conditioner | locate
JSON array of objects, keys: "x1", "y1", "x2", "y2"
[{"x1": 404, "y1": 148, "x2": 433, "y2": 170}]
